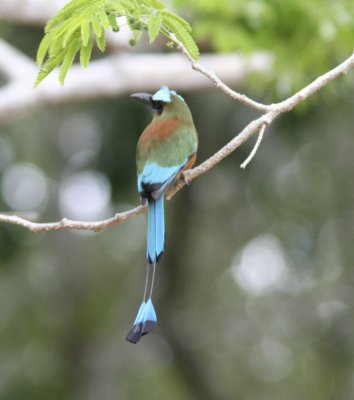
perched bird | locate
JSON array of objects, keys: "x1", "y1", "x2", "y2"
[{"x1": 126, "y1": 86, "x2": 198, "y2": 343}]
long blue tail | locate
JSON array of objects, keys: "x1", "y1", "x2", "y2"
[
  {"x1": 147, "y1": 196, "x2": 165, "y2": 264},
  {"x1": 126, "y1": 196, "x2": 164, "y2": 344}
]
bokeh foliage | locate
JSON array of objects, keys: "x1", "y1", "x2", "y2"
[{"x1": 174, "y1": 0, "x2": 354, "y2": 93}]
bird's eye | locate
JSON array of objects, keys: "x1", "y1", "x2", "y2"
[{"x1": 151, "y1": 100, "x2": 163, "y2": 115}]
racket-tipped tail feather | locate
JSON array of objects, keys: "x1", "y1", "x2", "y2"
[{"x1": 125, "y1": 299, "x2": 157, "y2": 344}]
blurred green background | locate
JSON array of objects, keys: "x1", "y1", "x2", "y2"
[{"x1": 1, "y1": 1, "x2": 354, "y2": 400}]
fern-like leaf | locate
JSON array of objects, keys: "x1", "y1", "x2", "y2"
[
  {"x1": 162, "y1": 13, "x2": 199, "y2": 60},
  {"x1": 80, "y1": 36, "x2": 94, "y2": 68},
  {"x1": 141, "y1": 0, "x2": 165, "y2": 9},
  {"x1": 46, "y1": 0, "x2": 95, "y2": 32},
  {"x1": 36, "y1": 34, "x2": 51, "y2": 65},
  {"x1": 81, "y1": 18, "x2": 91, "y2": 46},
  {"x1": 160, "y1": 10, "x2": 192, "y2": 32},
  {"x1": 35, "y1": 0, "x2": 200, "y2": 85},
  {"x1": 108, "y1": 14, "x2": 120, "y2": 31},
  {"x1": 92, "y1": 15, "x2": 102, "y2": 38},
  {"x1": 34, "y1": 48, "x2": 66, "y2": 87},
  {"x1": 62, "y1": 19, "x2": 82, "y2": 47},
  {"x1": 96, "y1": 30, "x2": 106, "y2": 51},
  {"x1": 59, "y1": 39, "x2": 81, "y2": 85},
  {"x1": 48, "y1": 34, "x2": 63, "y2": 58},
  {"x1": 148, "y1": 13, "x2": 162, "y2": 43},
  {"x1": 109, "y1": 2, "x2": 126, "y2": 15},
  {"x1": 99, "y1": 9, "x2": 111, "y2": 29}
]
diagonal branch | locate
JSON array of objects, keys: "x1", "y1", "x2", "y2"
[
  {"x1": 167, "y1": 50, "x2": 354, "y2": 197},
  {"x1": 173, "y1": 36, "x2": 271, "y2": 112},
  {"x1": 1, "y1": 51, "x2": 354, "y2": 232}
]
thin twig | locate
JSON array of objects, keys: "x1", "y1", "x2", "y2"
[
  {"x1": 172, "y1": 36, "x2": 271, "y2": 112},
  {"x1": 240, "y1": 123, "x2": 266, "y2": 169}
]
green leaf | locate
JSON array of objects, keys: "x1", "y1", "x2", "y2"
[
  {"x1": 148, "y1": 13, "x2": 162, "y2": 43},
  {"x1": 99, "y1": 9, "x2": 110, "y2": 29},
  {"x1": 48, "y1": 36, "x2": 62, "y2": 57},
  {"x1": 160, "y1": 10, "x2": 192, "y2": 32},
  {"x1": 46, "y1": 0, "x2": 94, "y2": 31},
  {"x1": 108, "y1": 14, "x2": 120, "y2": 31},
  {"x1": 141, "y1": 0, "x2": 165, "y2": 9},
  {"x1": 162, "y1": 13, "x2": 199, "y2": 60},
  {"x1": 80, "y1": 36, "x2": 93, "y2": 68},
  {"x1": 92, "y1": 15, "x2": 102, "y2": 37},
  {"x1": 34, "y1": 49, "x2": 66, "y2": 87},
  {"x1": 81, "y1": 18, "x2": 91, "y2": 46},
  {"x1": 96, "y1": 30, "x2": 106, "y2": 51},
  {"x1": 149, "y1": 0, "x2": 165, "y2": 10},
  {"x1": 36, "y1": 34, "x2": 51, "y2": 65},
  {"x1": 112, "y1": 2, "x2": 127, "y2": 15},
  {"x1": 59, "y1": 39, "x2": 80, "y2": 85},
  {"x1": 62, "y1": 20, "x2": 81, "y2": 47}
]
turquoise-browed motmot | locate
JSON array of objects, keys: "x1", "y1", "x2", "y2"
[{"x1": 126, "y1": 86, "x2": 198, "y2": 343}]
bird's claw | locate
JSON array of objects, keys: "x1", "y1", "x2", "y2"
[{"x1": 182, "y1": 172, "x2": 192, "y2": 185}]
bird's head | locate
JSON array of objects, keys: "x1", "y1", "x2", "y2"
[{"x1": 131, "y1": 86, "x2": 190, "y2": 120}]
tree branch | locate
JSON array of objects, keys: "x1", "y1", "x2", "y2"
[
  {"x1": 164, "y1": 51, "x2": 354, "y2": 197},
  {"x1": 0, "y1": 205, "x2": 146, "y2": 233},
  {"x1": 1, "y1": 51, "x2": 354, "y2": 232}
]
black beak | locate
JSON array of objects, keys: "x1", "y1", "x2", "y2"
[{"x1": 130, "y1": 92, "x2": 152, "y2": 104}]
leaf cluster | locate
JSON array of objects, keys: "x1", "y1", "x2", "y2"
[{"x1": 35, "y1": 0, "x2": 199, "y2": 86}]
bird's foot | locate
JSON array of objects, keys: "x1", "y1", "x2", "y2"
[{"x1": 182, "y1": 171, "x2": 192, "y2": 185}]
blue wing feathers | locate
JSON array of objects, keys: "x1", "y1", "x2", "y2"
[{"x1": 138, "y1": 161, "x2": 187, "y2": 194}]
